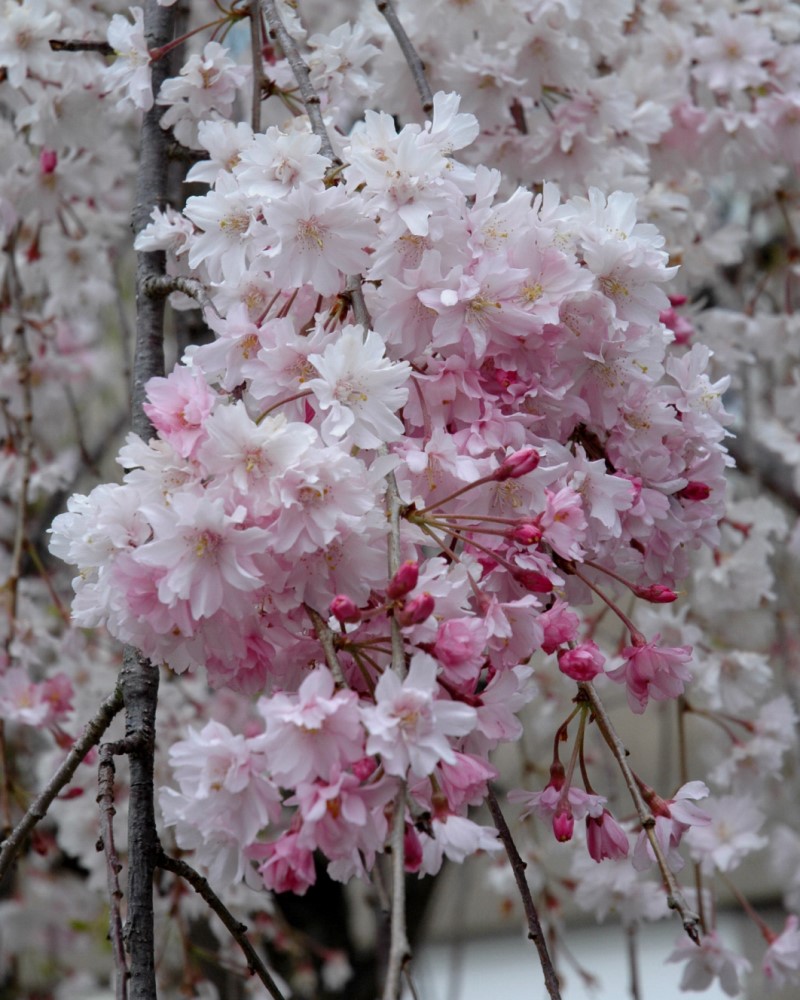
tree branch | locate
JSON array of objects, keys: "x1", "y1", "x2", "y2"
[
  {"x1": 375, "y1": 0, "x2": 433, "y2": 114},
  {"x1": 304, "y1": 603, "x2": 347, "y2": 685},
  {"x1": 577, "y1": 682, "x2": 701, "y2": 943},
  {"x1": 486, "y1": 788, "x2": 563, "y2": 1000},
  {"x1": 156, "y1": 850, "x2": 288, "y2": 1000},
  {"x1": 249, "y1": 0, "x2": 264, "y2": 132},
  {"x1": 124, "y1": 6, "x2": 176, "y2": 994},
  {"x1": 0, "y1": 685, "x2": 124, "y2": 882},
  {"x1": 261, "y1": 0, "x2": 338, "y2": 162},
  {"x1": 382, "y1": 786, "x2": 410, "y2": 1000},
  {"x1": 98, "y1": 743, "x2": 130, "y2": 1000}
]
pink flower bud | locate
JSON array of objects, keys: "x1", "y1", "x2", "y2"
[
  {"x1": 387, "y1": 560, "x2": 419, "y2": 600},
  {"x1": 329, "y1": 594, "x2": 361, "y2": 624},
  {"x1": 352, "y1": 756, "x2": 379, "y2": 781},
  {"x1": 677, "y1": 481, "x2": 711, "y2": 501},
  {"x1": 395, "y1": 591, "x2": 435, "y2": 626},
  {"x1": 634, "y1": 584, "x2": 678, "y2": 604},
  {"x1": 493, "y1": 447, "x2": 541, "y2": 482},
  {"x1": 557, "y1": 641, "x2": 606, "y2": 681},
  {"x1": 39, "y1": 148, "x2": 58, "y2": 174},
  {"x1": 553, "y1": 801, "x2": 574, "y2": 842},
  {"x1": 510, "y1": 521, "x2": 542, "y2": 546},
  {"x1": 669, "y1": 294, "x2": 688, "y2": 307},
  {"x1": 404, "y1": 825, "x2": 423, "y2": 873},
  {"x1": 514, "y1": 569, "x2": 553, "y2": 593}
]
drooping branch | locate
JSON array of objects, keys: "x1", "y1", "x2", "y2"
[
  {"x1": 249, "y1": 0, "x2": 264, "y2": 132},
  {"x1": 486, "y1": 788, "x2": 563, "y2": 1000},
  {"x1": 142, "y1": 274, "x2": 218, "y2": 316},
  {"x1": 382, "y1": 786, "x2": 411, "y2": 1000},
  {"x1": 577, "y1": 682, "x2": 701, "y2": 943},
  {"x1": 304, "y1": 603, "x2": 347, "y2": 686},
  {"x1": 375, "y1": 0, "x2": 433, "y2": 114},
  {"x1": 261, "y1": 0, "x2": 338, "y2": 162},
  {"x1": 156, "y1": 850, "x2": 288, "y2": 1000},
  {"x1": 124, "y1": 4, "x2": 176, "y2": 997},
  {"x1": 98, "y1": 743, "x2": 130, "y2": 1000},
  {"x1": 0, "y1": 685, "x2": 123, "y2": 882}
]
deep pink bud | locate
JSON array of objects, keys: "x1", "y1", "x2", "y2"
[
  {"x1": 553, "y1": 801, "x2": 574, "y2": 842},
  {"x1": 387, "y1": 560, "x2": 419, "y2": 600},
  {"x1": 668, "y1": 294, "x2": 688, "y2": 307},
  {"x1": 329, "y1": 594, "x2": 361, "y2": 624},
  {"x1": 557, "y1": 641, "x2": 606, "y2": 681},
  {"x1": 39, "y1": 148, "x2": 58, "y2": 174},
  {"x1": 514, "y1": 569, "x2": 553, "y2": 594},
  {"x1": 352, "y1": 756, "x2": 379, "y2": 781},
  {"x1": 493, "y1": 447, "x2": 541, "y2": 482},
  {"x1": 404, "y1": 825, "x2": 424, "y2": 873},
  {"x1": 634, "y1": 584, "x2": 678, "y2": 604},
  {"x1": 396, "y1": 591, "x2": 435, "y2": 626},
  {"x1": 677, "y1": 481, "x2": 711, "y2": 501},
  {"x1": 511, "y1": 521, "x2": 543, "y2": 546}
]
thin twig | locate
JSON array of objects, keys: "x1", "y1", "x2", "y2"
[
  {"x1": 577, "y1": 682, "x2": 701, "y2": 943},
  {"x1": 0, "y1": 686, "x2": 124, "y2": 882},
  {"x1": 156, "y1": 850, "x2": 288, "y2": 1000},
  {"x1": 304, "y1": 603, "x2": 347, "y2": 685},
  {"x1": 627, "y1": 924, "x2": 641, "y2": 1000},
  {"x1": 375, "y1": 0, "x2": 433, "y2": 114},
  {"x1": 486, "y1": 788, "x2": 563, "y2": 1000},
  {"x1": 49, "y1": 39, "x2": 114, "y2": 54},
  {"x1": 249, "y1": 0, "x2": 264, "y2": 132},
  {"x1": 261, "y1": 0, "x2": 338, "y2": 162},
  {"x1": 382, "y1": 785, "x2": 410, "y2": 1000},
  {"x1": 142, "y1": 273, "x2": 219, "y2": 317},
  {"x1": 98, "y1": 744, "x2": 129, "y2": 1000}
]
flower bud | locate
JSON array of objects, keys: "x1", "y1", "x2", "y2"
[
  {"x1": 493, "y1": 447, "x2": 541, "y2": 482},
  {"x1": 677, "y1": 481, "x2": 711, "y2": 501},
  {"x1": 634, "y1": 584, "x2": 678, "y2": 604},
  {"x1": 329, "y1": 594, "x2": 361, "y2": 624},
  {"x1": 514, "y1": 569, "x2": 553, "y2": 593},
  {"x1": 558, "y1": 641, "x2": 606, "y2": 681},
  {"x1": 510, "y1": 521, "x2": 542, "y2": 546},
  {"x1": 387, "y1": 560, "x2": 419, "y2": 600},
  {"x1": 39, "y1": 148, "x2": 58, "y2": 174},
  {"x1": 352, "y1": 756, "x2": 378, "y2": 781},
  {"x1": 395, "y1": 591, "x2": 435, "y2": 626},
  {"x1": 553, "y1": 801, "x2": 574, "y2": 842}
]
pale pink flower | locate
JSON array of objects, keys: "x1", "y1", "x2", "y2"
[
  {"x1": 433, "y1": 617, "x2": 489, "y2": 688},
  {"x1": 256, "y1": 667, "x2": 364, "y2": 787},
  {"x1": 104, "y1": 6, "x2": 153, "y2": 111},
  {"x1": 685, "y1": 794, "x2": 767, "y2": 874},
  {"x1": 251, "y1": 831, "x2": 316, "y2": 895},
  {"x1": 633, "y1": 780, "x2": 710, "y2": 873},
  {"x1": 540, "y1": 487, "x2": 588, "y2": 560},
  {"x1": 607, "y1": 635, "x2": 693, "y2": 714},
  {"x1": 307, "y1": 326, "x2": 411, "y2": 449},
  {"x1": 419, "y1": 813, "x2": 501, "y2": 875},
  {"x1": 763, "y1": 915, "x2": 800, "y2": 990},
  {"x1": 667, "y1": 931, "x2": 751, "y2": 997},
  {"x1": 362, "y1": 652, "x2": 477, "y2": 778},
  {"x1": 133, "y1": 494, "x2": 265, "y2": 619},
  {"x1": 264, "y1": 184, "x2": 376, "y2": 296},
  {"x1": 142, "y1": 367, "x2": 216, "y2": 459}
]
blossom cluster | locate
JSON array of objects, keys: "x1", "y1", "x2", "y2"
[{"x1": 1, "y1": 0, "x2": 799, "y2": 995}]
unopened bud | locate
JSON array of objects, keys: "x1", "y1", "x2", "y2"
[
  {"x1": 514, "y1": 569, "x2": 553, "y2": 594},
  {"x1": 352, "y1": 756, "x2": 378, "y2": 781},
  {"x1": 395, "y1": 591, "x2": 435, "y2": 626},
  {"x1": 553, "y1": 801, "x2": 574, "y2": 842},
  {"x1": 387, "y1": 560, "x2": 419, "y2": 600},
  {"x1": 493, "y1": 447, "x2": 541, "y2": 482},
  {"x1": 39, "y1": 148, "x2": 58, "y2": 174},
  {"x1": 677, "y1": 481, "x2": 711, "y2": 501},
  {"x1": 329, "y1": 594, "x2": 361, "y2": 624},
  {"x1": 634, "y1": 584, "x2": 678, "y2": 604},
  {"x1": 511, "y1": 521, "x2": 542, "y2": 546}
]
